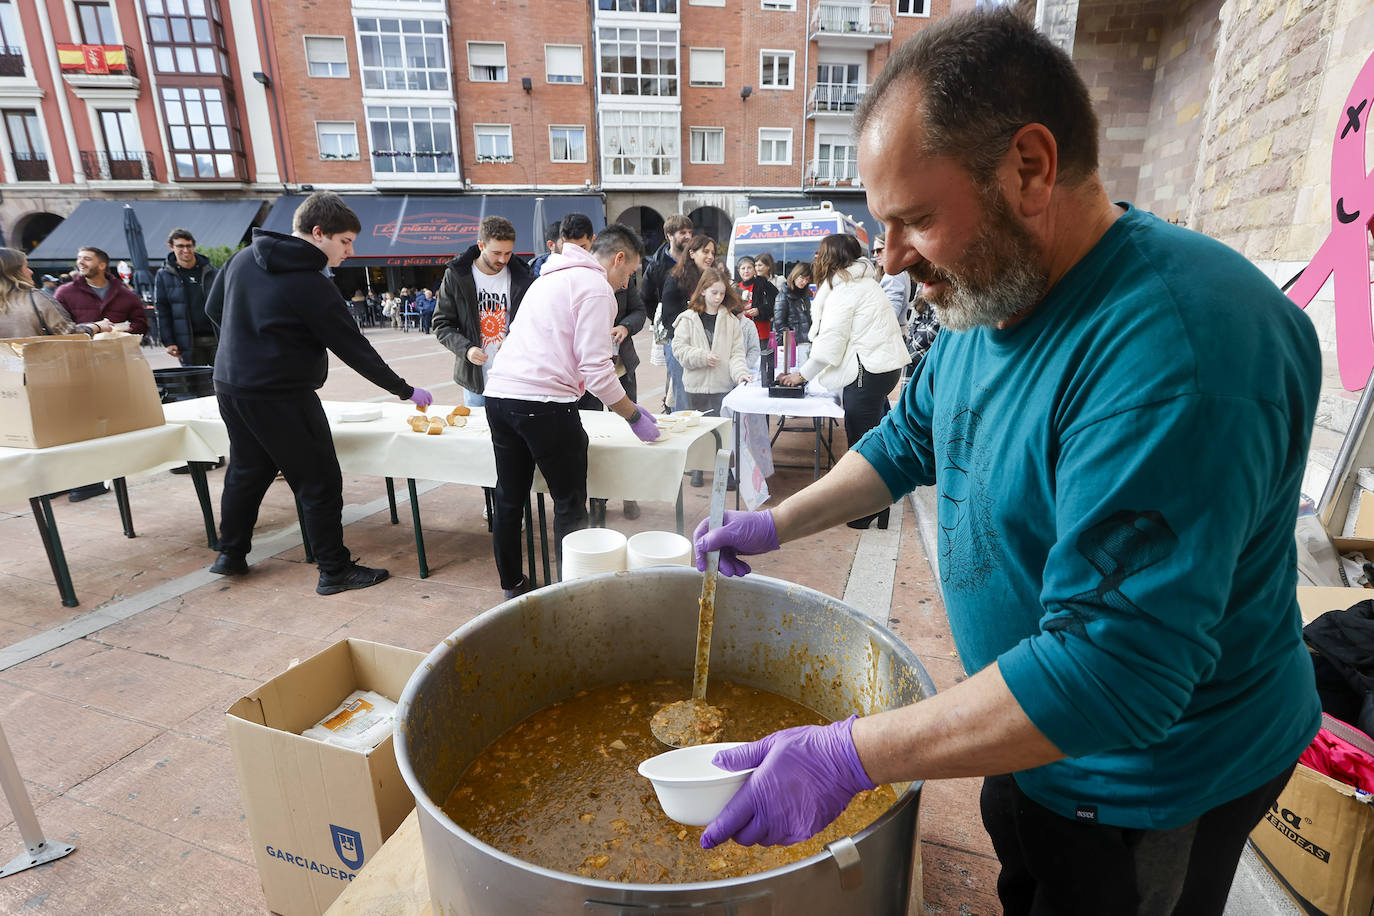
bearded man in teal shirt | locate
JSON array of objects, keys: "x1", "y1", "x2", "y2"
[{"x1": 692, "y1": 10, "x2": 1321, "y2": 915}]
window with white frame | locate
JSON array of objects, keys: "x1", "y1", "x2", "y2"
[
  {"x1": 316, "y1": 121, "x2": 358, "y2": 160},
  {"x1": 0, "y1": 1, "x2": 26, "y2": 77},
  {"x1": 761, "y1": 0, "x2": 796, "y2": 9},
  {"x1": 688, "y1": 127, "x2": 723, "y2": 164},
  {"x1": 896, "y1": 0, "x2": 929, "y2": 14},
  {"x1": 601, "y1": 109, "x2": 677, "y2": 177},
  {"x1": 549, "y1": 125, "x2": 586, "y2": 163},
  {"x1": 161, "y1": 86, "x2": 243, "y2": 179},
  {"x1": 147, "y1": 0, "x2": 230, "y2": 77},
  {"x1": 815, "y1": 133, "x2": 857, "y2": 180},
  {"x1": 688, "y1": 48, "x2": 724, "y2": 87},
  {"x1": 304, "y1": 36, "x2": 348, "y2": 78},
  {"x1": 758, "y1": 127, "x2": 791, "y2": 165},
  {"x1": 598, "y1": 27, "x2": 678, "y2": 97},
  {"x1": 356, "y1": 18, "x2": 448, "y2": 92},
  {"x1": 474, "y1": 124, "x2": 512, "y2": 162},
  {"x1": 75, "y1": 1, "x2": 118, "y2": 45},
  {"x1": 367, "y1": 104, "x2": 455, "y2": 173},
  {"x1": 759, "y1": 50, "x2": 794, "y2": 89},
  {"x1": 545, "y1": 44, "x2": 583, "y2": 84},
  {"x1": 467, "y1": 42, "x2": 506, "y2": 82}
]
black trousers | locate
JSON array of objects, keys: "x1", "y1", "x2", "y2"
[
  {"x1": 981, "y1": 763, "x2": 1296, "y2": 916},
  {"x1": 841, "y1": 365, "x2": 900, "y2": 447},
  {"x1": 217, "y1": 392, "x2": 351, "y2": 573},
  {"x1": 486, "y1": 397, "x2": 589, "y2": 589},
  {"x1": 180, "y1": 334, "x2": 218, "y2": 367}
]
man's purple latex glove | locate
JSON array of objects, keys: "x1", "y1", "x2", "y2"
[
  {"x1": 628, "y1": 403, "x2": 660, "y2": 442},
  {"x1": 409, "y1": 386, "x2": 433, "y2": 410},
  {"x1": 701, "y1": 715, "x2": 875, "y2": 848},
  {"x1": 694, "y1": 509, "x2": 779, "y2": 577}
]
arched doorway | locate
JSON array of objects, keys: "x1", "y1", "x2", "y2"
[
  {"x1": 17, "y1": 212, "x2": 63, "y2": 253},
  {"x1": 614, "y1": 206, "x2": 665, "y2": 254},
  {"x1": 687, "y1": 206, "x2": 732, "y2": 249}
]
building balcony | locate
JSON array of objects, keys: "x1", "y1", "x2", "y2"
[
  {"x1": 57, "y1": 44, "x2": 137, "y2": 84},
  {"x1": 0, "y1": 45, "x2": 25, "y2": 77},
  {"x1": 81, "y1": 149, "x2": 157, "y2": 182},
  {"x1": 808, "y1": 3, "x2": 894, "y2": 47},
  {"x1": 805, "y1": 158, "x2": 861, "y2": 189},
  {"x1": 807, "y1": 83, "x2": 868, "y2": 118},
  {"x1": 11, "y1": 153, "x2": 49, "y2": 182}
]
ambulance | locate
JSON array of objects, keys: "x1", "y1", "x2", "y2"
[{"x1": 725, "y1": 200, "x2": 871, "y2": 276}]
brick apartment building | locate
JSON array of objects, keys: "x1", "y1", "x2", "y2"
[{"x1": 0, "y1": 0, "x2": 1366, "y2": 354}]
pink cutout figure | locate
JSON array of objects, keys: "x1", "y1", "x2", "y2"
[{"x1": 1289, "y1": 51, "x2": 1374, "y2": 391}]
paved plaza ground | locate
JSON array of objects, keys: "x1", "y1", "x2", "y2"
[{"x1": 0, "y1": 324, "x2": 1299, "y2": 914}]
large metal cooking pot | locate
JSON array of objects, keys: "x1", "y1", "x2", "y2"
[{"x1": 395, "y1": 567, "x2": 937, "y2": 915}]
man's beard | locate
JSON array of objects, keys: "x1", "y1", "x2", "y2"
[{"x1": 910, "y1": 188, "x2": 1048, "y2": 332}]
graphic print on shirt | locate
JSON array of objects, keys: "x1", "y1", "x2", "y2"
[
  {"x1": 477, "y1": 288, "x2": 508, "y2": 350},
  {"x1": 937, "y1": 406, "x2": 999, "y2": 590},
  {"x1": 1043, "y1": 509, "x2": 1179, "y2": 638}
]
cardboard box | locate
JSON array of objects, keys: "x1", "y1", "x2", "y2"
[
  {"x1": 0, "y1": 334, "x2": 165, "y2": 448},
  {"x1": 1297, "y1": 585, "x2": 1374, "y2": 626},
  {"x1": 1250, "y1": 755, "x2": 1374, "y2": 916},
  {"x1": 227, "y1": 640, "x2": 425, "y2": 915}
]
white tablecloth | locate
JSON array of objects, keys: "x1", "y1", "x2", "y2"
[
  {"x1": 162, "y1": 398, "x2": 730, "y2": 503},
  {"x1": 0, "y1": 423, "x2": 192, "y2": 505},
  {"x1": 722, "y1": 384, "x2": 844, "y2": 419}
]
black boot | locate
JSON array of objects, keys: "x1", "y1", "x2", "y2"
[
  {"x1": 690, "y1": 470, "x2": 704, "y2": 488},
  {"x1": 503, "y1": 576, "x2": 532, "y2": 600},
  {"x1": 209, "y1": 552, "x2": 248, "y2": 576}
]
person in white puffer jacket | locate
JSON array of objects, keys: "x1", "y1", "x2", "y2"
[{"x1": 779, "y1": 233, "x2": 910, "y2": 528}]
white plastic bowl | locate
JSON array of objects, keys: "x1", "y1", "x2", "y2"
[
  {"x1": 561, "y1": 528, "x2": 626, "y2": 579},
  {"x1": 626, "y1": 531, "x2": 693, "y2": 569},
  {"x1": 637, "y1": 742, "x2": 755, "y2": 826}
]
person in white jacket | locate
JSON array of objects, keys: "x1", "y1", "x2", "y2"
[
  {"x1": 673, "y1": 266, "x2": 752, "y2": 411},
  {"x1": 779, "y1": 233, "x2": 910, "y2": 528}
]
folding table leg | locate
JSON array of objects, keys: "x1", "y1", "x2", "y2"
[
  {"x1": 111, "y1": 477, "x2": 135, "y2": 538},
  {"x1": 735, "y1": 421, "x2": 742, "y2": 510},
  {"x1": 406, "y1": 478, "x2": 429, "y2": 579},
  {"x1": 676, "y1": 485, "x2": 684, "y2": 536},
  {"x1": 813, "y1": 419, "x2": 823, "y2": 480},
  {"x1": 295, "y1": 496, "x2": 314, "y2": 564},
  {"x1": 29, "y1": 497, "x2": 78, "y2": 608},
  {"x1": 524, "y1": 498, "x2": 538, "y2": 587},
  {"x1": 0, "y1": 720, "x2": 75, "y2": 878},
  {"x1": 187, "y1": 461, "x2": 219, "y2": 549},
  {"x1": 537, "y1": 495, "x2": 551, "y2": 586},
  {"x1": 385, "y1": 477, "x2": 399, "y2": 524}
]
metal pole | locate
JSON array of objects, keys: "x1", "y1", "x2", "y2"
[{"x1": 0, "y1": 720, "x2": 75, "y2": 877}]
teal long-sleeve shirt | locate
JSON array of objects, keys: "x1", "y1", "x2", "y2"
[{"x1": 854, "y1": 205, "x2": 1321, "y2": 829}]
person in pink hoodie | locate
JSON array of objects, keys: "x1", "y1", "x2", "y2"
[{"x1": 483, "y1": 223, "x2": 660, "y2": 598}]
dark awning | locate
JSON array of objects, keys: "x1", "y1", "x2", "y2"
[
  {"x1": 260, "y1": 194, "x2": 607, "y2": 264},
  {"x1": 27, "y1": 198, "x2": 266, "y2": 265},
  {"x1": 747, "y1": 195, "x2": 881, "y2": 238}
]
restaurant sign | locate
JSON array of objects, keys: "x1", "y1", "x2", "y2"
[{"x1": 373, "y1": 212, "x2": 481, "y2": 246}]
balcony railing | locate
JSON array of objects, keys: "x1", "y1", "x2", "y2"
[
  {"x1": 12, "y1": 153, "x2": 49, "y2": 182},
  {"x1": 809, "y1": 3, "x2": 894, "y2": 39},
  {"x1": 81, "y1": 149, "x2": 157, "y2": 181},
  {"x1": 805, "y1": 158, "x2": 861, "y2": 188},
  {"x1": 807, "y1": 82, "x2": 868, "y2": 117},
  {"x1": 0, "y1": 45, "x2": 24, "y2": 77},
  {"x1": 56, "y1": 44, "x2": 137, "y2": 79}
]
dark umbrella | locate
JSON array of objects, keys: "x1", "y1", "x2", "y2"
[{"x1": 123, "y1": 204, "x2": 157, "y2": 342}]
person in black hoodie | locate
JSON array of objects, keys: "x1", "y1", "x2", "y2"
[
  {"x1": 432, "y1": 215, "x2": 535, "y2": 406},
  {"x1": 205, "y1": 191, "x2": 433, "y2": 595},
  {"x1": 153, "y1": 228, "x2": 219, "y2": 366}
]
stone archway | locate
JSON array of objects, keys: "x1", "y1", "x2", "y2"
[
  {"x1": 16, "y1": 212, "x2": 63, "y2": 253},
  {"x1": 686, "y1": 205, "x2": 732, "y2": 249},
  {"x1": 614, "y1": 205, "x2": 665, "y2": 254}
]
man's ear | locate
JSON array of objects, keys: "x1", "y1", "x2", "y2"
[{"x1": 1000, "y1": 123, "x2": 1057, "y2": 218}]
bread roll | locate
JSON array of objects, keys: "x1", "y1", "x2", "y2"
[
  {"x1": 447, "y1": 415, "x2": 467, "y2": 428},
  {"x1": 449, "y1": 405, "x2": 471, "y2": 417},
  {"x1": 407, "y1": 415, "x2": 429, "y2": 432},
  {"x1": 426, "y1": 418, "x2": 445, "y2": 435}
]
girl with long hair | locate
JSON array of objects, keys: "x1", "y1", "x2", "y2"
[
  {"x1": 0, "y1": 247, "x2": 108, "y2": 338},
  {"x1": 659, "y1": 234, "x2": 717, "y2": 411},
  {"x1": 774, "y1": 262, "x2": 814, "y2": 345},
  {"x1": 778, "y1": 234, "x2": 909, "y2": 528},
  {"x1": 672, "y1": 266, "x2": 751, "y2": 416}
]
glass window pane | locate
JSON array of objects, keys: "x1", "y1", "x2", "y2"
[
  {"x1": 191, "y1": 126, "x2": 210, "y2": 147},
  {"x1": 211, "y1": 126, "x2": 228, "y2": 147},
  {"x1": 192, "y1": 17, "x2": 210, "y2": 42},
  {"x1": 149, "y1": 18, "x2": 169, "y2": 41},
  {"x1": 215, "y1": 153, "x2": 233, "y2": 176},
  {"x1": 196, "y1": 47, "x2": 215, "y2": 72},
  {"x1": 195, "y1": 153, "x2": 214, "y2": 176},
  {"x1": 154, "y1": 46, "x2": 174, "y2": 70},
  {"x1": 171, "y1": 126, "x2": 189, "y2": 147},
  {"x1": 176, "y1": 46, "x2": 195, "y2": 70},
  {"x1": 175, "y1": 153, "x2": 195, "y2": 177},
  {"x1": 171, "y1": 17, "x2": 190, "y2": 42}
]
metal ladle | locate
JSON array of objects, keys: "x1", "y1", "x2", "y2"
[{"x1": 651, "y1": 448, "x2": 731, "y2": 748}]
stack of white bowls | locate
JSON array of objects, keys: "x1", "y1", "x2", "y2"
[
  {"x1": 626, "y1": 531, "x2": 694, "y2": 569},
  {"x1": 561, "y1": 528, "x2": 627, "y2": 580}
]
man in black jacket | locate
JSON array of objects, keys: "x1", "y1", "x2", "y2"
[
  {"x1": 432, "y1": 215, "x2": 535, "y2": 407},
  {"x1": 206, "y1": 191, "x2": 433, "y2": 595},
  {"x1": 639, "y1": 213, "x2": 692, "y2": 412},
  {"x1": 154, "y1": 228, "x2": 220, "y2": 367}
]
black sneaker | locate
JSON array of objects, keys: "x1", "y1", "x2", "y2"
[
  {"x1": 316, "y1": 563, "x2": 389, "y2": 595},
  {"x1": 68, "y1": 482, "x2": 109, "y2": 502},
  {"x1": 622, "y1": 500, "x2": 641, "y2": 520},
  {"x1": 503, "y1": 576, "x2": 531, "y2": 600},
  {"x1": 208, "y1": 552, "x2": 248, "y2": 576}
]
